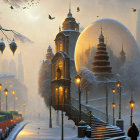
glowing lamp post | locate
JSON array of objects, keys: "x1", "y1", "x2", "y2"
[
  {"x1": 12, "y1": 90, "x2": 15, "y2": 110},
  {"x1": 116, "y1": 81, "x2": 122, "y2": 119},
  {"x1": 75, "y1": 74, "x2": 81, "y2": 122},
  {"x1": 112, "y1": 88, "x2": 116, "y2": 125},
  {"x1": 129, "y1": 96, "x2": 135, "y2": 126},
  {"x1": 112, "y1": 103, "x2": 116, "y2": 126},
  {"x1": 0, "y1": 84, "x2": 2, "y2": 111},
  {"x1": 4, "y1": 88, "x2": 8, "y2": 112}
]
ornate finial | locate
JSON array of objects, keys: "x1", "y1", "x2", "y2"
[
  {"x1": 101, "y1": 23, "x2": 103, "y2": 35},
  {"x1": 99, "y1": 22, "x2": 104, "y2": 43},
  {"x1": 69, "y1": 0, "x2": 71, "y2": 13},
  {"x1": 68, "y1": 0, "x2": 72, "y2": 17}
]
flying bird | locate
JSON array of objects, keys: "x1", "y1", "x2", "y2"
[
  {"x1": 132, "y1": 8, "x2": 137, "y2": 12},
  {"x1": 77, "y1": 7, "x2": 80, "y2": 12},
  {"x1": 49, "y1": 15, "x2": 55, "y2": 20},
  {"x1": 10, "y1": 6, "x2": 14, "y2": 9}
]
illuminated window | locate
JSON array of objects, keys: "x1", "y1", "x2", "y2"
[
  {"x1": 59, "y1": 86, "x2": 63, "y2": 104},
  {"x1": 55, "y1": 61, "x2": 63, "y2": 79},
  {"x1": 59, "y1": 43, "x2": 63, "y2": 51}
]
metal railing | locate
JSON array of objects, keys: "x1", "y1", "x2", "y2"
[{"x1": 71, "y1": 97, "x2": 113, "y2": 125}]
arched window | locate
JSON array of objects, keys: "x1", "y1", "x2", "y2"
[{"x1": 55, "y1": 60, "x2": 63, "y2": 79}]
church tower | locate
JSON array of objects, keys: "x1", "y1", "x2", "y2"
[
  {"x1": 51, "y1": 7, "x2": 80, "y2": 108},
  {"x1": 92, "y1": 28, "x2": 112, "y2": 73}
]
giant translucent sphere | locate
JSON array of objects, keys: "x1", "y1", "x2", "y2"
[{"x1": 75, "y1": 18, "x2": 140, "y2": 72}]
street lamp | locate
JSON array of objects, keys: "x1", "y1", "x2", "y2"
[
  {"x1": 105, "y1": 82, "x2": 109, "y2": 123},
  {"x1": 75, "y1": 74, "x2": 81, "y2": 122},
  {"x1": 129, "y1": 96, "x2": 135, "y2": 126},
  {"x1": 4, "y1": 88, "x2": 8, "y2": 112},
  {"x1": 12, "y1": 90, "x2": 15, "y2": 110},
  {"x1": 112, "y1": 88, "x2": 116, "y2": 125},
  {"x1": 112, "y1": 103, "x2": 116, "y2": 126},
  {"x1": 116, "y1": 81, "x2": 121, "y2": 119},
  {"x1": 0, "y1": 84, "x2": 2, "y2": 111}
]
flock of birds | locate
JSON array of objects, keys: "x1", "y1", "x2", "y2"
[
  {"x1": 48, "y1": 7, "x2": 80, "y2": 20},
  {"x1": 49, "y1": 7, "x2": 137, "y2": 21},
  {"x1": 6, "y1": 1, "x2": 138, "y2": 21},
  {"x1": 9, "y1": 0, "x2": 40, "y2": 10}
]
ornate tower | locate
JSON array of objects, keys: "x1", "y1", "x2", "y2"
[
  {"x1": 92, "y1": 28, "x2": 112, "y2": 73},
  {"x1": 46, "y1": 45, "x2": 54, "y2": 60},
  {"x1": 62, "y1": 8, "x2": 79, "y2": 31},
  {"x1": 120, "y1": 44, "x2": 126, "y2": 65},
  {"x1": 51, "y1": 8, "x2": 80, "y2": 108}
]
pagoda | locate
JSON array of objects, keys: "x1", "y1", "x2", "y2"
[{"x1": 92, "y1": 28, "x2": 112, "y2": 74}]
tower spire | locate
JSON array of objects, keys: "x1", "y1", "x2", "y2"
[
  {"x1": 99, "y1": 23, "x2": 104, "y2": 43},
  {"x1": 68, "y1": 0, "x2": 72, "y2": 18},
  {"x1": 120, "y1": 43, "x2": 125, "y2": 56}
]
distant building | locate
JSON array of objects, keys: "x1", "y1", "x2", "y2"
[
  {"x1": 1, "y1": 59, "x2": 9, "y2": 74},
  {"x1": 51, "y1": 8, "x2": 80, "y2": 106},
  {"x1": 9, "y1": 59, "x2": 17, "y2": 76},
  {"x1": 0, "y1": 74, "x2": 28, "y2": 111},
  {"x1": 17, "y1": 53, "x2": 24, "y2": 83}
]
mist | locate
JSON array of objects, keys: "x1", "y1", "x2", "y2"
[{"x1": 0, "y1": 0, "x2": 140, "y2": 120}]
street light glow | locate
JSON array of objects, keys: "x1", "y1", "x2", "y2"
[
  {"x1": 130, "y1": 97, "x2": 135, "y2": 109},
  {"x1": 0, "y1": 84, "x2": 2, "y2": 91},
  {"x1": 4, "y1": 88, "x2": 8, "y2": 96},
  {"x1": 116, "y1": 81, "x2": 121, "y2": 88},
  {"x1": 12, "y1": 90, "x2": 15, "y2": 96},
  {"x1": 112, "y1": 88, "x2": 115, "y2": 94},
  {"x1": 75, "y1": 74, "x2": 81, "y2": 86},
  {"x1": 112, "y1": 103, "x2": 116, "y2": 108}
]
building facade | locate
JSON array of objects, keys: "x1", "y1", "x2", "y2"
[{"x1": 51, "y1": 9, "x2": 80, "y2": 109}]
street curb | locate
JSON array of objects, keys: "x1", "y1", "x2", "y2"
[{"x1": 6, "y1": 121, "x2": 29, "y2": 140}]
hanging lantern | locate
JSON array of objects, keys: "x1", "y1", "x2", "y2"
[
  {"x1": 0, "y1": 38, "x2": 5, "y2": 54},
  {"x1": 9, "y1": 39, "x2": 17, "y2": 55}
]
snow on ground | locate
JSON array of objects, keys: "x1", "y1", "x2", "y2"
[
  {"x1": 6, "y1": 121, "x2": 29, "y2": 140},
  {"x1": 15, "y1": 119, "x2": 77, "y2": 140}
]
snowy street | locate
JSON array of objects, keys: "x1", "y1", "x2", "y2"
[{"x1": 15, "y1": 120, "x2": 77, "y2": 140}]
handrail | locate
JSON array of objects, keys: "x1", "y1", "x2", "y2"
[{"x1": 71, "y1": 97, "x2": 113, "y2": 125}]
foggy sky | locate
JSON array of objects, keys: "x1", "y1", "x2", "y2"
[{"x1": 0, "y1": 0, "x2": 140, "y2": 113}]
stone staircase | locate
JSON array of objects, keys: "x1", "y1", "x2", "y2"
[
  {"x1": 90, "y1": 116, "x2": 125, "y2": 139},
  {"x1": 53, "y1": 98, "x2": 126, "y2": 139}
]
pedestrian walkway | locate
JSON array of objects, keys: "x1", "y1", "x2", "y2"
[{"x1": 15, "y1": 120, "x2": 77, "y2": 140}]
